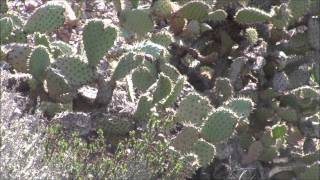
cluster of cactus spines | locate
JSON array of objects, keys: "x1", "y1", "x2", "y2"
[
  {"x1": 244, "y1": 27, "x2": 258, "y2": 45},
  {"x1": 24, "y1": 2, "x2": 66, "y2": 33},
  {"x1": 234, "y1": 7, "x2": 271, "y2": 24},
  {"x1": 83, "y1": 19, "x2": 118, "y2": 67}
]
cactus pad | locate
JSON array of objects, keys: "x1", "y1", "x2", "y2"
[
  {"x1": 201, "y1": 108, "x2": 238, "y2": 144},
  {"x1": 112, "y1": 52, "x2": 144, "y2": 81},
  {"x1": 161, "y1": 76, "x2": 185, "y2": 108},
  {"x1": 223, "y1": 97, "x2": 254, "y2": 118},
  {"x1": 191, "y1": 139, "x2": 216, "y2": 167},
  {"x1": 119, "y1": 8, "x2": 154, "y2": 36},
  {"x1": 175, "y1": 93, "x2": 211, "y2": 127},
  {"x1": 178, "y1": 1, "x2": 209, "y2": 21},
  {"x1": 152, "y1": 73, "x2": 172, "y2": 104},
  {"x1": 83, "y1": 19, "x2": 118, "y2": 67},
  {"x1": 132, "y1": 67, "x2": 156, "y2": 92},
  {"x1": 207, "y1": 9, "x2": 227, "y2": 23},
  {"x1": 28, "y1": 45, "x2": 52, "y2": 81},
  {"x1": 152, "y1": 0, "x2": 174, "y2": 18},
  {"x1": 51, "y1": 56, "x2": 95, "y2": 87},
  {"x1": 24, "y1": 3, "x2": 66, "y2": 33},
  {"x1": 234, "y1": 7, "x2": 271, "y2": 24},
  {"x1": 4, "y1": 43, "x2": 31, "y2": 73},
  {"x1": 171, "y1": 125, "x2": 199, "y2": 153}
]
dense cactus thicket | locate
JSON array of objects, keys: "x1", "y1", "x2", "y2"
[{"x1": 0, "y1": 0, "x2": 319, "y2": 179}]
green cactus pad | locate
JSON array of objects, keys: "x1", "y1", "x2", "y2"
[
  {"x1": 24, "y1": 3, "x2": 66, "y2": 33},
  {"x1": 171, "y1": 125, "x2": 199, "y2": 153},
  {"x1": 0, "y1": 17, "x2": 13, "y2": 44},
  {"x1": 213, "y1": 77, "x2": 234, "y2": 103},
  {"x1": 51, "y1": 56, "x2": 95, "y2": 87},
  {"x1": 152, "y1": 0, "x2": 174, "y2": 18},
  {"x1": 191, "y1": 139, "x2": 216, "y2": 167},
  {"x1": 160, "y1": 63, "x2": 180, "y2": 81},
  {"x1": 134, "y1": 95, "x2": 154, "y2": 122},
  {"x1": 150, "y1": 30, "x2": 174, "y2": 47},
  {"x1": 178, "y1": 1, "x2": 209, "y2": 21},
  {"x1": 206, "y1": 9, "x2": 227, "y2": 23},
  {"x1": 223, "y1": 97, "x2": 254, "y2": 118},
  {"x1": 175, "y1": 93, "x2": 211, "y2": 127},
  {"x1": 112, "y1": 52, "x2": 144, "y2": 81},
  {"x1": 152, "y1": 73, "x2": 172, "y2": 104},
  {"x1": 234, "y1": 7, "x2": 271, "y2": 24},
  {"x1": 4, "y1": 43, "x2": 31, "y2": 73},
  {"x1": 201, "y1": 108, "x2": 238, "y2": 144},
  {"x1": 83, "y1": 19, "x2": 118, "y2": 67},
  {"x1": 44, "y1": 67, "x2": 72, "y2": 101},
  {"x1": 132, "y1": 67, "x2": 157, "y2": 92},
  {"x1": 119, "y1": 8, "x2": 154, "y2": 36},
  {"x1": 28, "y1": 45, "x2": 52, "y2": 81},
  {"x1": 134, "y1": 40, "x2": 169, "y2": 60},
  {"x1": 161, "y1": 76, "x2": 185, "y2": 108}
]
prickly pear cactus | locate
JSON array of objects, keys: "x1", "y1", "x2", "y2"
[
  {"x1": 28, "y1": 45, "x2": 52, "y2": 81},
  {"x1": 83, "y1": 19, "x2": 118, "y2": 67},
  {"x1": 132, "y1": 67, "x2": 156, "y2": 92},
  {"x1": 24, "y1": 2, "x2": 66, "y2": 33},
  {"x1": 50, "y1": 56, "x2": 96, "y2": 87},
  {"x1": 152, "y1": 73, "x2": 172, "y2": 104},
  {"x1": 207, "y1": 9, "x2": 228, "y2": 23},
  {"x1": 234, "y1": 7, "x2": 271, "y2": 24},
  {"x1": 119, "y1": 8, "x2": 154, "y2": 36},
  {"x1": 175, "y1": 93, "x2": 212, "y2": 127},
  {"x1": 171, "y1": 125, "x2": 199, "y2": 153},
  {"x1": 152, "y1": 0, "x2": 174, "y2": 19},
  {"x1": 3, "y1": 43, "x2": 31, "y2": 73},
  {"x1": 191, "y1": 139, "x2": 216, "y2": 167},
  {"x1": 223, "y1": 97, "x2": 254, "y2": 118},
  {"x1": 201, "y1": 108, "x2": 238, "y2": 144},
  {"x1": 177, "y1": 1, "x2": 209, "y2": 21}
]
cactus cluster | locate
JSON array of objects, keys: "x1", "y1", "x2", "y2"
[{"x1": 1, "y1": 0, "x2": 319, "y2": 179}]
